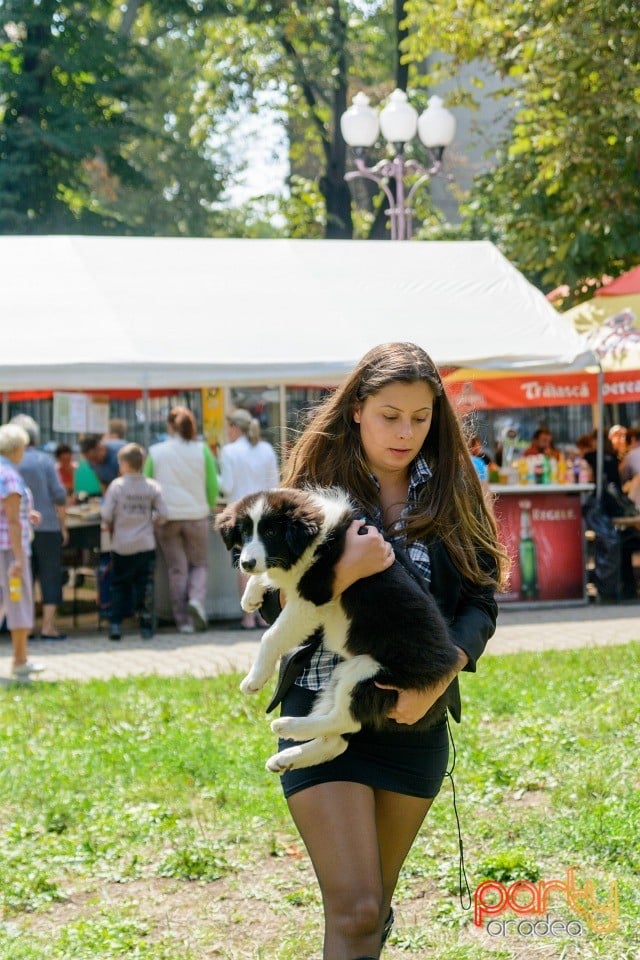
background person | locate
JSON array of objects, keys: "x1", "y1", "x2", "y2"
[
  {"x1": 78, "y1": 434, "x2": 125, "y2": 492},
  {"x1": 608, "y1": 424, "x2": 628, "y2": 462},
  {"x1": 10, "y1": 414, "x2": 68, "y2": 641},
  {"x1": 620, "y1": 427, "x2": 640, "y2": 505},
  {"x1": 218, "y1": 408, "x2": 279, "y2": 628},
  {"x1": 104, "y1": 418, "x2": 128, "y2": 442},
  {"x1": 101, "y1": 443, "x2": 168, "y2": 641},
  {"x1": 268, "y1": 341, "x2": 506, "y2": 959},
  {"x1": 524, "y1": 427, "x2": 560, "y2": 459},
  {"x1": 54, "y1": 443, "x2": 77, "y2": 500},
  {"x1": 144, "y1": 406, "x2": 218, "y2": 634},
  {"x1": 0, "y1": 424, "x2": 44, "y2": 681}
]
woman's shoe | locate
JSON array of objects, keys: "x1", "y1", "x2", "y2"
[{"x1": 381, "y1": 906, "x2": 395, "y2": 947}]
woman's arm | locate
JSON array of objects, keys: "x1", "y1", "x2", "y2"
[
  {"x1": 376, "y1": 646, "x2": 469, "y2": 725},
  {"x1": 4, "y1": 493, "x2": 24, "y2": 572}
]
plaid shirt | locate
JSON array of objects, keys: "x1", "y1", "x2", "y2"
[
  {"x1": 0, "y1": 456, "x2": 33, "y2": 556},
  {"x1": 296, "y1": 455, "x2": 432, "y2": 691}
]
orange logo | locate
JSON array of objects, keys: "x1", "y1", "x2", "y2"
[{"x1": 474, "y1": 869, "x2": 618, "y2": 935}]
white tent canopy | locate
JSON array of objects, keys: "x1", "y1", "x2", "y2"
[{"x1": 1, "y1": 236, "x2": 593, "y2": 390}]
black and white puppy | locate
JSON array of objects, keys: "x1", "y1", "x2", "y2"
[{"x1": 215, "y1": 487, "x2": 459, "y2": 774}]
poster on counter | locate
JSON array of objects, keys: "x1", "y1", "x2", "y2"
[{"x1": 494, "y1": 492, "x2": 585, "y2": 603}]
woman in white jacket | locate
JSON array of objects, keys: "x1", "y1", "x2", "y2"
[
  {"x1": 218, "y1": 409, "x2": 279, "y2": 627},
  {"x1": 144, "y1": 407, "x2": 218, "y2": 633}
]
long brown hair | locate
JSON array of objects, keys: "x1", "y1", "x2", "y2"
[{"x1": 283, "y1": 342, "x2": 508, "y2": 588}]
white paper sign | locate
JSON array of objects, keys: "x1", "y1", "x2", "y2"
[{"x1": 53, "y1": 393, "x2": 88, "y2": 433}]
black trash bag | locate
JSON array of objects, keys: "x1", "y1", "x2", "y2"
[
  {"x1": 583, "y1": 493, "x2": 640, "y2": 600},
  {"x1": 601, "y1": 483, "x2": 640, "y2": 519}
]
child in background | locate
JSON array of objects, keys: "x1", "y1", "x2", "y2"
[{"x1": 101, "y1": 443, "x2": 168, "y2": 641}]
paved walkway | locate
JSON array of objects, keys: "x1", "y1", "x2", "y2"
[{"x1": 2, "y1": 602, "x2": 639, "y2": 685}]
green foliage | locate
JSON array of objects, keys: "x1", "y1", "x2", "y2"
[
  {"x1": 403, "y1": 0, "x2": 640, "y2": 302},
  {"x1": 0, "y1": 0, "x2": 233, "y2": 234},
  {"x1": 476, "y1": 850, "x2": 541, "y2": 884}
]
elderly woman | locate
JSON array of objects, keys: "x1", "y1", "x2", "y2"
[{"x1": 0, "y1": 424, "x2": 44, "y2": 681}]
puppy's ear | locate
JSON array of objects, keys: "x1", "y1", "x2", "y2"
[
  {"x1": 215, "y1": 508, "x2": 242, "y2": 551},
  {"x1": 284, "y1": 517, "x2": 320, "y2": 556}
]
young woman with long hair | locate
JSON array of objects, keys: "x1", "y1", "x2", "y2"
[{"x1": 271, "y1": 341, "x2": 508, "y2": 960}]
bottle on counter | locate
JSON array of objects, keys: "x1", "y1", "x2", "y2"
[
  {"x1": 518, "y1": 457, "x2": 529, "y2": 485},
  {"x1": 557, "y1": 452, "x2": 567, "y2": 484},
  {"x1": 518, "y1": 501, "x2": 539, "y2": 600},
  {"x1": 534, "y1": 455, "x2": 544, "y2": 484},
  {"x1": 578, "y1": 459, "x2": 591, "y2": 484},
  {"x1": 542, "y1": 455, "x2": 551, "y2": 485}
]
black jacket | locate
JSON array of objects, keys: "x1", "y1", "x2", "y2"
[{"x1": 264, "y1": 537, "x2": 499, "y2": 723}]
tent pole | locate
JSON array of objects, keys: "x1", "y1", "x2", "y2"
[
  {"x1": 596, "y1": 362, "x2": 604, "y2": 499},
  {"x1": 279, "y1": 384, "x2": 287, "y2": 468},
  {"x1": 1, "y1": 392, "x2": 8, "y2": 425},
  {"x1": 142, "y1": 386, "x2": 151, "y2": 451}
]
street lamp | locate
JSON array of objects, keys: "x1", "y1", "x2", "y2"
[{"x1": 340, "y1": 89, "x2": 456, "y2": 240}]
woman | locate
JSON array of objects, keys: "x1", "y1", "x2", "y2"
[
  {"x1": 0, "y1": 424, "x2": 45, "y2": 681},
  {"x1": 144, "y1": 407, "x2": 218, "y2": 634},
  {"x1": 218, "y1": 408, "x2": 279, "y2": 628},
  {"x1": 11, "y1": 414, "x2": 68, "y2": 640},
  {"x1": 54, "y1": 443, "x2": 78, "y2": 500},
  {"x1": 272, "y1": 342, "x2": 507, "y2": 960}
]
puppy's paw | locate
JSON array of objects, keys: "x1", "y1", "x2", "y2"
[
  {"x1": 241, "y1": 594, "x2": 264, "y2": 613},
  {"x1": 239, "y1": 673, "x2": 264, "y2": 695},
  {"x1": 271, "y1": 716, "x2": 306, "y2": 739},
  {"x1": 266, "y1": 747, "x2": 302, "y2": 774},
  {"x1": 240, "y1": 581, "x2": 266, "y2": 613}
]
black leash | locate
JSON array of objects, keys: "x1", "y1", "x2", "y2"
[{"x1": 445, "y1": 713, "x2": 472, "y2": 910}]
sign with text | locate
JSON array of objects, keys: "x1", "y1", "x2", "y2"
[{"x1": 494, "y1": 492, "x2": 586, "y2": 603}]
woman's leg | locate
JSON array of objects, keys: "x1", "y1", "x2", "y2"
[
  {"x1": 287, "y1": 781, "x2": 386, "y2": 960},
  {"x1": 183, "y1": 518, "x2": 209, "y2": 608},
  {"x1": 156, "y1": 522, "x2": 189, "y2": 627},
  {"x1": 374, "y1": 789, "x2": 435, "y2": 923}
]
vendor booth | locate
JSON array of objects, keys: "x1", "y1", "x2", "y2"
[{"x1": 1, "y1": 236, "x2": 596, "y2": 619}]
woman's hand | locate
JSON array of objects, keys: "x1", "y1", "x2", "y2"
[
  {"x1": 332, "y1": 519, "x2": 395, "y2": 596},
  {"x1": 375, "y1": 646, "x2": 469, "y2": 725}
]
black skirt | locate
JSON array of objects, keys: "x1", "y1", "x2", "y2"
[{"x1": 278, "y1": 684, "x2": 450, "y2": 800}]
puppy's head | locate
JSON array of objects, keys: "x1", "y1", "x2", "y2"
[
  {"x1": 215, "y1": 489, "x2": 321, "y2": 575},
  {"x1": 215, "y1": 494, "x2": 261, "y2": 552}
]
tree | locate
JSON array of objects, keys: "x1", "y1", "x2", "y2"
[
  {"x1": 0, "y1": 0, "x2": 150, "y2": 232},
  {"x1": 0, "y1": 0, "x2": 234, "y2": 234},
  {"x1": 403, "y1": 0, "x2": 640, "y2": 301},
  {"x1": 207, "y1": 0, "x2": 401, "y2": 239}
]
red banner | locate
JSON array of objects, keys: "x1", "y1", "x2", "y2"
[{"x1": 445, "y1": 370, "x2": 640, "y2": 411}]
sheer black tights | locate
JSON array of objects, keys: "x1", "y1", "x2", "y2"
[{"x1": 287, "y1": 781, "x2": 434, "y2": 960}]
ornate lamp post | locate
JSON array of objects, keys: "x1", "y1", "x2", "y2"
[{"x1": 340, "y1": 89, "x2": 456, "y2": 240}]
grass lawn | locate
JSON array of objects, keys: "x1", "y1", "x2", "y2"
[{"x1": 0, "y1": 642, "x2": 638, "y2": 959}]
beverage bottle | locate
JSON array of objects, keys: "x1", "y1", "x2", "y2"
[
  {"x1": 8, "y1": 576, "x2": 21, "y2": 602},
  {"x1": 518, "y1": 502, "x2": 539, "y2": 600},
  {"x1": 549, "y1": 456, "x2": 558, "y2": 484},
  {"x1": 518, "y1": 458, "x2": 528, "y2": 485},
  {"x1": 557, "y1": 452, "x2": 567, "y2": 484},
  {"x1": 573, "y1": 456, "x2": 581, "y2": 483},
  {"x1": 542, "y1": 455, "x2": 551, "y2": 484},
  {"x1": 534, "y1": 455, "x2": 544, "y2": 484}
]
